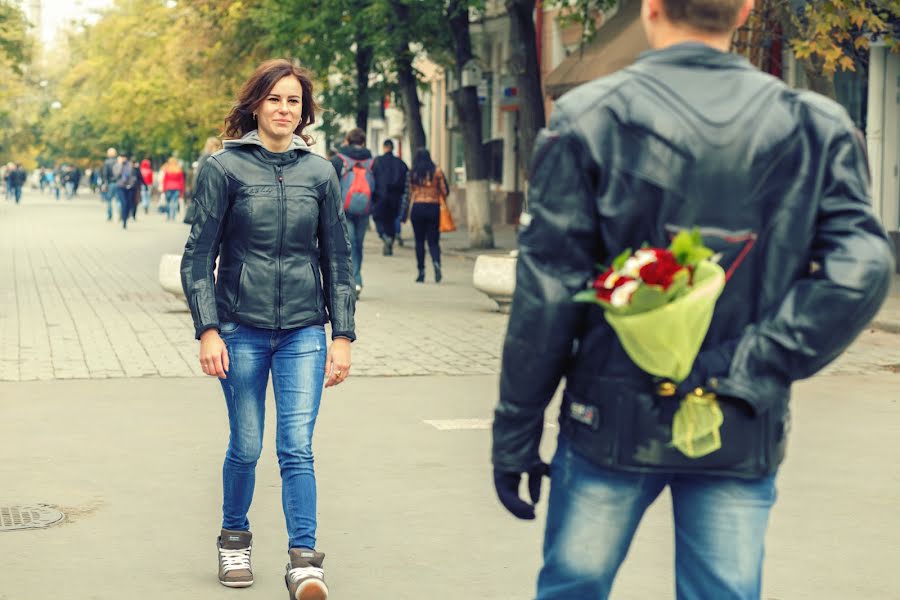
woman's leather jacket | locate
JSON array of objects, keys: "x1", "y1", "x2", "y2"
[{"x1": 181, "y1": 131, "x2": 355, "y2": 341}]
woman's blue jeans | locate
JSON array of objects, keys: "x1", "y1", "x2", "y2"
[
  {"x1": 218, "y1": 322, "x2": 326, "y2": 550},
  {"x1": 165, "y1": 189, "x2": 180, "y2": 221},
  {"x1": 537, "y1": 437, "x2": 777, "y2": 600}
]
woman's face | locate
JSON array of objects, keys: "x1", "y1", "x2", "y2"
[{"x1": 256, "y1": 75, "x2": 304, "y2": 148}]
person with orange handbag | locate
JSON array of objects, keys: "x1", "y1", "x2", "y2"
[{"x1": 402, "y1": 148, "x2": 449, "y2": 283}]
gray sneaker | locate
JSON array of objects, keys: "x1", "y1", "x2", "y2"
[
  {"x1": 217, "y1": 528, "x2": 253, "y2": 588},
  {"x1": 285, "y1": 548, "x2": 328, "y2": 600}
]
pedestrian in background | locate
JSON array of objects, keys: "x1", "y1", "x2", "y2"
[
  {"x1": 491, "y1": 0, "x2": 894, "y2": 598},
  {"x1": 184, "y1": 136, "x2": 223, "y2": 225},
  {"x1": 181, "y1": 58, "x2": 355, "y2": 599},
  {"x1": 9, "y1": 163, "x2": 26, "y2": 204},
  {"x1": 115, "y1": 156, "x2": 137, "y2": 229},
  {"x1": 371, "y1": 139, "x2": 408, "y2": 256},
  {"x1": 330, "y1": 127, "x2": 375, "y2": 299},
  {"x1": 161, "y1": 156, "x2": 185, "y2": 221},
  {"x1": 139, "y1": 159, "x2": 153, "y2": 214},
  {"x1": 101, "y1": 148, "x2": 118, "y2": 221},
  {"x1": 402, "y1": 148, "x2": 447, "y2": 283}
]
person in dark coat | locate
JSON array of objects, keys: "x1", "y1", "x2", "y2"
[{"x1": 371, "y1": 139, "x2": 409, "y2": 255}]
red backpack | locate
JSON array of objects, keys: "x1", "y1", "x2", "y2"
[{"x1": 337, "y1": 153, "x2": 375, "y2": 216}]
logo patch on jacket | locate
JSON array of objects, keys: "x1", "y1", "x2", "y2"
[{"x1": 569, "y1": 401, "x2": 600, "y2": 429}]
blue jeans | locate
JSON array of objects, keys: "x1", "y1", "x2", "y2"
[
  {"x1": 116, "y1": 186, "x2": 130, "y2": 227},
  {"x1": 165, "y1": 190, "x2": 180, "y2": 221},
  {"x1": 13, "y1": 185, "x2": 22, "y2": 204},
  {"x1": 218, "y1": 322, "x2": 327, "y2": 550},
  {"x1": 141, "y1": 186, "x2": 151, "y2": 212},
  {"x1": 344, "y1": 213, "x2": 369, "y2": 287},
  {"x1": 104, "y1": 183, "x2": 118, "y2": 220},
  {"x1": 537, "y1": 438, "x2": 776, "y2": 600}
]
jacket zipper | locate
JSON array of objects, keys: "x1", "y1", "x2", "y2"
[{"x1": 276, "y1": 166, "x2": 285, "y2": 328}]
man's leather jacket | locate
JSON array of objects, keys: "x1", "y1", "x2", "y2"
[
  {"x1": 181, "y1": 131, "x2": 356, "y2": 341},
  {"x1": 493, "y1": 44, "x2": 894, "y2": 478}
]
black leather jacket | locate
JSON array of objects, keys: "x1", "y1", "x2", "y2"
[
  {"x1": 181, "y1": 131, "x2": 356, "y2": 341},
  {"x1": 493, "y1": 44, "x2": 894, "y2": 478}
]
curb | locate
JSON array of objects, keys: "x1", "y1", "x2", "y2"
[{"x1": 870, "y1": 320, "x2": 900, "y2": 335}]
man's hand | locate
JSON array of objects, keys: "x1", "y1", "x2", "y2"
[
  {"x1": 493, "y1": 463, "x2": 550, "y2": 520},
  {"x1": 199, "y1": 329, "x2": 229, "y2": 379}
]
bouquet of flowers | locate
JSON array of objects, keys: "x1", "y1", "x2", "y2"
[{"x1": 574, "y1": 229, "x2": 727, "y2": 458}]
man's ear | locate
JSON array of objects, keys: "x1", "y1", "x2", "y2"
[
  {"x1": 643, "y1": 0, "x2": 663, "y2": 22},
  {"x1": 735, "y1": 0, "x2": 754, "y2": 29}
]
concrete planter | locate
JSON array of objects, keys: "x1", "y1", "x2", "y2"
[
  {"x1": 473, "y1": 251, "x2": 518, "y2": 313},
  {"x1": 159, "y1": 254, "x2": 186, "y2": 302}
]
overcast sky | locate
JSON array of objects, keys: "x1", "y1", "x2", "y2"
[{"x1": 35, "y1": 0, "x2": 112, "y2": 45}]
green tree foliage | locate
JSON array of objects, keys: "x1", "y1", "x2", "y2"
[
  {"x1": 785, "y1": 0, "x2": 900, "y2": 73},
  {"x1": 0, "y1": 0, "x2": 37, "y2": 163}
]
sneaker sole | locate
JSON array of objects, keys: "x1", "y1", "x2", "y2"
[
  {"x1": 220, "y1": 579, "x2": 254, "y2": 588},
  {"x1": 294, "y1": 579, "x2": 328, "y2": 600}
]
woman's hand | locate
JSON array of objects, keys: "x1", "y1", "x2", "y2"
[
  {"x1": 199, "y1": 329, "x2": 229, "y2": 379},
  {"x1": 325, "y1": 338, "x2": 352, "y2": 388}
]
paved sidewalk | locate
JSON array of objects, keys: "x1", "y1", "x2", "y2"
[{"x1": 0, "y1": 190, "x2": 507, "y2": 381}]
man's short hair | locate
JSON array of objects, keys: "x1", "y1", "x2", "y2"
[
  {"x1": 382, "y1": 139, "x2": 394, "y2": 151},
  {"x1": 661, "y1": 0, "x2": 744, "y2": 34},
  {"x1": 346, "y1": 128, "x2": 366, "y2": 146}
]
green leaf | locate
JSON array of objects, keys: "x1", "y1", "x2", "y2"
[
  {"x1": 612, "y1": 248, "x2": 632, "y2": 271},
  {"x1": 669, "y1": 228, "x2": 713, "y2": 268},
  {"x1": 619, "y1": 284, "x2": 668, "y2": 313},
  {"x1": 573, "y1": 289, "x2": 600, "y2": 303}
]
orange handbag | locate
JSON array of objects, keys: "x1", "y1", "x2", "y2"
[{"x1": 438, "y1": 173, "x2": 456, "y2": 233}]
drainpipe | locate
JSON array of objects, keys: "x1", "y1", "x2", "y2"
[
  {"x1": 867, "y1": 43, "x2": 885, "y2": 225},
  {"x1": 535, "y1": 0, "x2": 544, "y2": 71}
]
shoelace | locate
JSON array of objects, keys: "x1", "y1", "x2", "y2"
[
  {"x1": 288, "y1": 565, "x2": 324, "y2": 583},
  {"x1": 219, "y1": 546, "x2": 251, "y2": 573}
]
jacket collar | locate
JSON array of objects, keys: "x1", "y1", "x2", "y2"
[
  {"x1": 223, "y1": 130, "x2": 310, "y2": 152},
  {"x1": 635, "y1": 42, "x2": 752, "y2": 70}
]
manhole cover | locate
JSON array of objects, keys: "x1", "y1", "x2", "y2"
[{"x1": 0, "y1": 505, "x2": 65, "y2": 531}]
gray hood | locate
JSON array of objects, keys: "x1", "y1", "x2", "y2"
[{"x1": 223, "y1": 130, "x2": 310, "y2": 152}]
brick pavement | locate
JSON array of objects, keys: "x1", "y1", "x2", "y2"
[{"x1": 1, "y1": 188, "x2": 898, "y2": 382}]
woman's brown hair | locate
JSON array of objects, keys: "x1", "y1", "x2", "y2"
[{"x1": 224, "y1": 59, "x2": 320, "y2": 144}]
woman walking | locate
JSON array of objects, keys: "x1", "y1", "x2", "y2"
[
  {"x1": 139, "y1": 159, "x2": 153, "y2": 214},
  {"x1": 403, "y1": 148, "x2": 448, "y2": 283},
  {"x1": 161, "y1": 157, "x2": 185, "y2": 221},
  {"x1": 180, "y1": 58, "x2": 355, "y2": 599}
]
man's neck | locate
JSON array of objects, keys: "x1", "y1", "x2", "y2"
[{"x1": 650, "y1": 25, "x2": 732, "y2": 53}]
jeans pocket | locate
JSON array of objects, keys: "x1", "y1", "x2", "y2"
[{"x1": 219, "y1": 321, "x2": 240, "y2": 335}]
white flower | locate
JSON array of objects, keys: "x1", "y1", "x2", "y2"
[
  {"x1": 610, "y1": 280, "x2": 640, "y2": 307},
  {"x1": 620, "y1": 249, "x2": 658, "y2": 278}
]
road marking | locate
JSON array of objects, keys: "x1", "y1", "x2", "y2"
[{"x1": 423, "y1": 419, "x2": 557, "y2": 430}]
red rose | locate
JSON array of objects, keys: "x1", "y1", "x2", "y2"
[
  {"x1": 638, "y1": 250, "x2": 684, "y2": 290},
  {"x1": 594, "y1": 271, "x2": 636, "y2": 303}
]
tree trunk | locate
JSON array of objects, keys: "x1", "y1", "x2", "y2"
[
  {"x1": 506, "y1": 0, "x2": 545, "y2": 179},
  {"x1": 390, "y1": 0, "x2": 427, "y2": 153},
  {"x1": 447, "y1": 0, "x2": 494, "y2": 248},
  {"x1": 355, "y1": 43, "x2": 374, "y2": 131},
  {"x1": 801, "y1": 58, "x2": 837, "y2": 100}
]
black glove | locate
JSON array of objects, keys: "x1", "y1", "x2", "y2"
[
  {"x1": 493, "y1": 462, "x2": 550, "y2": 520},
  {"x1": 676, "y1": 338, "x2": 740, "y2": 398}
]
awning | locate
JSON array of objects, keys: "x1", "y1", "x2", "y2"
[{"x1": 544, "y1": 0, "x2": 650, "y2": 99}]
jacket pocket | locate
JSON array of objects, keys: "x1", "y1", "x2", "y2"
[
  {"x1": 563, "y1": 375, "x2": 768, "y2": 476},
  {"x1": 233, "y1": 264, "x2": 245, "y2": 311},
  {"x1": 618, "y1": 386, "x2": 767, "y2": 475}
]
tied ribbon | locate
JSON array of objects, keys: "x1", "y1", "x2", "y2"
[{"x1": 671, "y1": 389, "x2": 724, "y2": 458}]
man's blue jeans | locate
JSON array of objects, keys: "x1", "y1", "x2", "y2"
[
  {"x1": 104, "y1": 183, "x2": 118, "y2": 220},
  {"x1": 218, "y1": 322, "x2": 326, "y2": 550},
  {"x1": 13, "y1": 185, "x2": 22, "y2": 204},
  {"x1": 537, "y1": 438, "x2": 776, "y2": 600},
  {"x1": 344, "y1": 213, "x2": 369, "y2": 287}
]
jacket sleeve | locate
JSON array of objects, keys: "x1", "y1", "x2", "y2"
[
  {"x1": 318, "y1": 172, "x2": 357, "y2": 341},
  {"x1": 180, "y1": 157, "x2": 229, "y2": 340},
  {"x1": 492, "y1": 111, "x2": 603, "y2": 472},
  {"x1": 715, "y1": 127, "x2": 894, "y2": 412}
]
